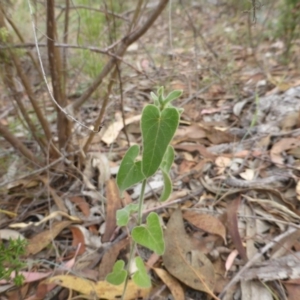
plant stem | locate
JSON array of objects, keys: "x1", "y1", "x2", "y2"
[
  {"x1": 121, "y1": 179, "x2": 147, "y2": 299},
  {"x1": 137, "y1": 179, "x2": 147, "y2": 226},
  {"x1": 121, "y1": 239, "x2": 136, "y2": 300}
]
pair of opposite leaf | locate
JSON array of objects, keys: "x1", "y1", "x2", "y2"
[
  {"x1": 117, "y1": 89, "x2": 183, "y2": 202},
  {"x1": 106, "y1": 257, "x2": 151, "y2": 288}
]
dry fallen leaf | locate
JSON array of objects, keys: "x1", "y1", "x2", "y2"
[
  {"x1": 98, "y1": 238, "x2": 129, "y2": 280},
  {"x1": 102, "y1": 179, "x2": 122, "y2": 242},
  {"x1": 83, "y1": 153, "x2": 110, "y2": 190},
  {"x1": 183, "y1": 211, "x2": 227, "y2": 243},
  {"x1": 162, "y1": 209, "x2": 216, "y2": 298},
  {"x1": 241, "y1": 281, "x2": 273, "y2": 300},
  {"x1": 69, "y1": 226, "x2": 86, "y2": 255},
  {"x1": 101, "y1": 113, "x2": 141, "y2": 145},
  {"x1": 47, "y1": 275, "x2": 150, "y2": 299},
  {"x1": 283, "y1": 279, "x2": 300, "y2": 300},
  {"x1": 154, "y1": 268, "x2": 185, "y2": 300},
  {"x1": 25, "y1": 220, "x2": 72, "y2": 256},
  {"x1": 227, "y1": 197, "x2": 247, "y2": 262},
  {"x1": 239, "y1": 168, "x2": 255, "y2": 181},
  {"x1": 270, "y1": 137, "x2": 300, "y2": 165}
]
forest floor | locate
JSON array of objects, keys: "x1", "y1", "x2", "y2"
[{"x1": 1, "y1": 1, "x2": 300, "y2": 299}]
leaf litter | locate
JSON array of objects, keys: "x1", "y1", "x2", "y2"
[{"x1": 3, "y1": 2, "x2": 300, "y2": 300}]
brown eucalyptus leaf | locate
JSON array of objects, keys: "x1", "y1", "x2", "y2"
[
  {"x1": 154, "y1": 268, "x2": 185, "y2": 300},
  {"x1": 227, "y1": 196, "x2": 247, "y2": 262},
  {"x1": 25, "y1": 221, "x2": 72, "y2": 256},
  {"x1": 162, "y1": 209, "x2": 215, "y2": 295},
  {"x1": 183, "y1": 211, "x2": 226, "y2": 243},
  {"x1": 102, "y1": 179, "x2": 122, "y2": 242}
]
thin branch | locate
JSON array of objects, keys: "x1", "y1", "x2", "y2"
[
  {"x1": 26, "y1": 0, "x2": 100, "y2": 134},
  {"x1": 9, "y1": 50, "x2": 54, "y2": 145},
  {"x1": 62, "y1": 0, "x2": 70, "y2": 95},
  {"x1": 0, "y1": 6, "x2": 43, "y2": 80},
  {"x1": 0, "y1": 42, "x2": 151, "y2": 76},
  {"x1": 71, "y1": 0, "x2": 169, "y2": 110},
  {"x1": 0, "y1": 123, "x2": 42, "y2": 166},
  {"x1": 83, "y1": 67, "x2": 118, "y2": 153},
  {"x1": 36, "y1": 1, "x2": 128, "y2": 21},
  {"x1": 219, "y1": 226, "x2": 297, "y2": 298},
  {"x1": 47, "y1": 0, "x2": 71, "y2": 149}
]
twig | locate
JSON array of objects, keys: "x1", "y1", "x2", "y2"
[
  {"x1": 70, "y1": 0, "x2": 169, "y2": 110},
  {"x1": 0, "y1": 123, "x2": 41, "y2": 166},
  {"x1": 26, "y1": 0, "x2": 102, "y2": 134},
  {"x1": 219, "y1": 226, "x2": 297, "y2": 298}
]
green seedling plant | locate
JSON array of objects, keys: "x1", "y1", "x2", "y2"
[
  {"x1": 106, "y1": 87, "x2": 183, "y2": 292},
  {"x1": 0, "y1": 238, "x2": 27, "y2": 286}
]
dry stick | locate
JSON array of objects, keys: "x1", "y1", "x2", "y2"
[
  {"x1": 48, "y1": 3, "x2": 128, "y2": 21},
  {"x1": 62, "y1": 0, "x2": 70, "y2": 97},
  {"x1": 71, "y1": 0, "x2": 169, "y2": 111},
  {"x1": 115, "y1": 59, "x2": 130, "y2": 148},
  {"x1": 47, "y1": 0, "x2": 71, "y2": 150},
  {"x1": 0, "y1": 6, "x2": 43, "y2": 81},
  {"x1": 0, "y1": 123, "x2": 41, "y2": 166},
  {"x1": 83, "y1": 67, "x2": 118, "y2": 153},
  {"x1": 110, "y1": 1, "x2": 131, "y2": 148},
  {"x1": 0, "y1": 8, "x2": 48, "y2": 160},
  {"x1": 219, "y1": 226, "x2": 297, "y2": 299},
  {"x1": 2, "y1": 62, "x2": 46, "y2": 155},
  {"x1": 0, "y1": 42, "x2": 150, "y2": 76},
  {"x1": 26, "y1": 0, "x2": 101, "y2": 134},
  {"x1": 9, "y1": 51, "x2": 55, "y2": 148}
]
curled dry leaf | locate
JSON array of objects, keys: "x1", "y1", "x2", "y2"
[
  {"x1": 0, "y1": 229, "x2": 25, "y2": 240},
  {"x1": 9, "y1": 211, "x2": 81, "y2": 229},
  {"x1": 240, "y1": 251, "x2": 300, "y2": 282},
  {"x1": 225, "y1": 249, "x2": 239, "y2": 272},
  {"x1": 270, "y1": 137, "x2": 300, "y2": 165},
  {"x1": 154, "y1": 268, "x2": 185, "y2": 300},
  {"x1": 241, "y1": 281, "x2": 273, "y2": 300},
  {"x1": 227, "y1": 197, "x2": 247, "y2": 262},
  {"x1": 25, "y1": 220, "x2": 72, "y2": 256},
  {"x1": 83, "y1": 153, "x2": 111, "y2": 189},
  {"x1": 69, "y1": 226, "x2": 86, "y2": 255},
  {"x1": 102, "y1": 179, "x2": 122, "y2": 242},
  {"x1": 183, "y1": 211, "x2": 227, "y2": 244},
  {"x1": 296, "y1": 180, "x2": 300, "y2": 201},
  {"x1": 98, "y1": 238, "x2": 129, "y2": 280},
  {"x1": 101, "y1": 113, "x2": 141, "y2": 145},
  {"x1": 163, "y1": 209, "x2": 216, "y2": 297},
  {"x1": 175, "y1": 124, "x2": 206, "y2": 141}
]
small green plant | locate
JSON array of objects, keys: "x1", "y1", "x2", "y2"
[
  {"x1": 0, "y1": 238, "x2": 27, "y2": 286},
  {"x1": 105, "y1": 87, "x2": 183, "y2": 291}
]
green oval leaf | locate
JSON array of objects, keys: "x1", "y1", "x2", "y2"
[
  {"x1": 160, "y1": 170, "x2": 172, "y2": 202},
  {"x1": 163, "y1": 90, "x2": 183, "y2": 106},
  {"x1": 117, "y1": 145, "x2": 145, "y2": 193},
  {"x1": 160, "y1": 145, "x2": 174, "y2": 172},
  {"x1": 116, "y1": 203, "x2": 139, "y2": 227},
  {"x1": 132, "y1": 257, "x2": 151, "y2": 288},
  {"x1": 141, "y1": 105, "x2": 179, "y2": 178},
  {"x1": 132, "y1": 212, "x2": 165, "y2": 255},
  {"x1": 106, "y1": 260, "x2": 127, "y2": 285}
]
